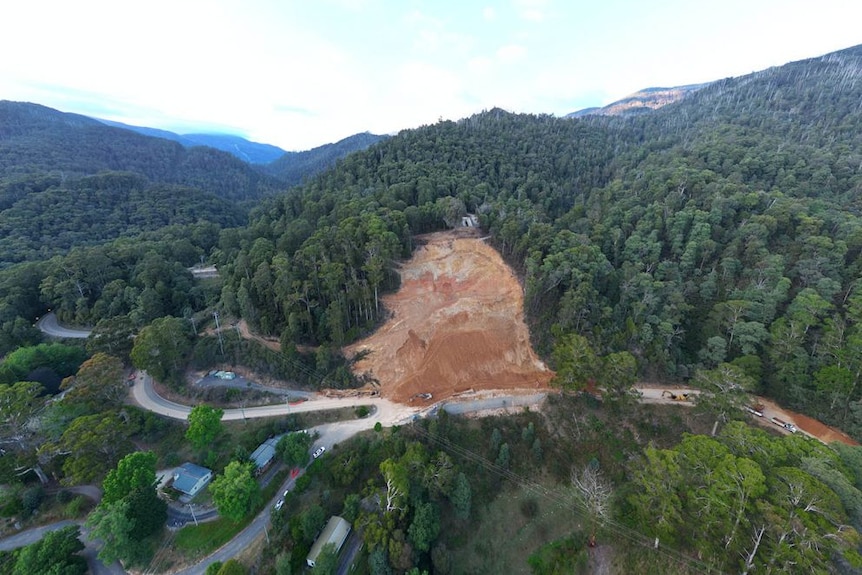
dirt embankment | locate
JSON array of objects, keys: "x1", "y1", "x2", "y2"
[
  {"x1": 754, "y1": 397, "x2": 859, "y2": 446},
  {"x1": 345, "y1": 228, "x2": 554, "y2": 405}
]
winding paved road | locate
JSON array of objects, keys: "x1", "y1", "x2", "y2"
[
  {"x1": 8, "y1": 371, "x2": 807, "y2": 574},
  {"x1": 36, "y1": 312, "x2": 93, "y2": 339},
  {"x1": 131, "y1": 372, "x2": 419, "y2": 427}
]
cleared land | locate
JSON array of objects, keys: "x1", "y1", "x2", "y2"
[{"x1": 345, "y1": 228, "x2": 554, "y2": 405}]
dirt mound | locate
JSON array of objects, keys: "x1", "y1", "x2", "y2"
[{"x1": 345, "y1": 229, "x2": 554, "y2": 404}]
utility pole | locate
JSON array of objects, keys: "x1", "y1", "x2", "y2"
[{"x1": 213, "y1": 311, "x2": 225, "y2": 356}]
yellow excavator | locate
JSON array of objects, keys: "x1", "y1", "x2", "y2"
[{"x1": 662, "y1": 390, "x2": 691, "y2": 401}]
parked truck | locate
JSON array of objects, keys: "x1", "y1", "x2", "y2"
[
  {"x1": 771, "y1": 417, "x2": 798, "y2": 433},
  {"x1": 745, "y1": 402, "x2": 765, "y2": 417}
]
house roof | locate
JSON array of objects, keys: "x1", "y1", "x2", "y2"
[
  {"x1": 173, "y1": 462, "x2": 212, "y2": 495},
  {"x1": 307, "y1": 516, "x2": 351, "y2": 565},
  {"x1": 249, "y1": 436, "x2": 280, "y2": 469}
]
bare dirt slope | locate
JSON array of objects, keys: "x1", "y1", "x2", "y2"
[{"x1": 345, "y1": 228, "x2": 554, "y2": 405}]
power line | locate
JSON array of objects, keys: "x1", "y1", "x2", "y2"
[{"x1": 410, "y1": 424, "x2": 725, "y2": 575}]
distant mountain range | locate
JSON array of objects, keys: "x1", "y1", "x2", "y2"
[
  {"x1": 567, "y1": 83, "x2": 707, "y2": 118},
  {"x1": 95, "y1": 119, "x2": 288, "y2": 164},
  {"x1": 95, "y1": 118, "x2": 388, "y2": 172}
]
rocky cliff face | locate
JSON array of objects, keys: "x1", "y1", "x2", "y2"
[{"x1": 567, "y1": 83, "x2": 706, "y2": 118}]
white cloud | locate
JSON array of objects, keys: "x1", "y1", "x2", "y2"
[
  {"x1": 468, "y1": 56, "x2": 494, "y2": 75},
  {"x1": 496, "y1": 44, "x2": 527, "y2": 63},
  {"x1": 483, "y1": 6, "x2": 497, "y2": 20},
  {"x1": 512, "y1": 0, "x2": 547, "y2": 22}
]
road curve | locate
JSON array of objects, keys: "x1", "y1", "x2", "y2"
[
  {"x1": 130, "y1": 372, "x2": 419, "y2": 427},
  {"x1": 36, "y1": 312, "x2": 92, "y2": 339}
]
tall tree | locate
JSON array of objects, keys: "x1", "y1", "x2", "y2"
[
  {"x1": 277, "y1": 431, "x2": 312, "y2": 467},
  {"x1": 0, "y1": 380, "x2": 46, "y2": 482},
  {"x1": 186, "y1": 404, "x2": 224, "y2": 451},
  {"x1": 102, "y1": 451, "x2": 158, "y2": 505},
  {"x1": 550, "y1": 331, "x2": 599, "y2": 391},
  {"x1": 85, "y1": 499, "x2": 149, "y2": 566},
  {"x1": 62, "y1": 352, "x2": 125, "y2": 408},
  {"x1": 209, "y1": 460, "x2": 261, "y2": 523},
  {"x1": 130, "y1": 316, "x2": 193, "y2": 384},
  {"x1": 11, "y1": 524, "x2": 86, "y2": 575},
  {"x1": 39, "y1": 410, "x2": 135, "y2": 485}
]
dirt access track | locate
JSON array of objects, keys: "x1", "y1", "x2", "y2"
[{"x1": 345, "y1": 228, "x2": 555, "y2": 405}]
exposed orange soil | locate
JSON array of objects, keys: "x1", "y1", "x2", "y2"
[
  {"x1": 754, "y1": 397, "x2": 858, "y2": 446},
  {"x1": 782, "y1": 409, "x2": 859, "y2": 446},
  {"x1": 344, "y1": 228, "x2": 555, "y2": 405}
]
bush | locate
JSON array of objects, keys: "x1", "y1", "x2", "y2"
[
  {"x1": 356, "y1": 406, "x2": 370, "y2": 418},
  {"x1": 64, "y1": 496, "x2": 87, "y2": 518},
  {"x1": 0, "y1": 489, "x2": 23, "y2": 518},
  {"x1": 520, "y1": 497, "x2": 539, "y2": 518},
  {"x1": 56, "y1": 490, "x2": 73, "y2": 504},
  {"x1": 293, "y1": 474, "x2": 312, "y2": 493},
  {"x1": 528, "y1": 535, "x2": 589, "y2": 575},
  {"x1": 21, "y1": 486, "x2": 44, "y2": 517}
]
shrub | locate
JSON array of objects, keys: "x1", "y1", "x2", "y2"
[
  {"x1": 56, "y1": 489, "x2": 73, "y2": 504},
  {"x1": 21, "y1": 486, "x2": 44, "y2": 517},
  {"x1": 64, "y1": 496, "x2": 87, "y2": 518}
]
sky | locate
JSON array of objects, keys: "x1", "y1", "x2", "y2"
[{"x1": 1, "y1": 0, "x2": 860, "y2": 151}]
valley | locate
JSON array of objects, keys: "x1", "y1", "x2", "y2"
[{"x1": 5, "y1": 42, "x2": 862, "y2": 575}]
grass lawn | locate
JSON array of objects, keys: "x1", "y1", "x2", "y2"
[
  {"x1": 450, "y1": 481, "x2": 582, "y2": 575},
  {"x1": 174, "y1": 517, "x2": 243, "y2": 557}
]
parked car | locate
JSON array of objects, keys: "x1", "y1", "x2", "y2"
[
  {"x1": 274, "y1": 499, "x2": 284, "y2": 511},
  {"x1": 283, "y1": 489, "x2": 290, "y2": 498},
  {"x1": 313, "y1": 446, "x2": 326, "y2": 459}
]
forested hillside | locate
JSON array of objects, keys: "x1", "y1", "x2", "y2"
[
  {"x1": 0, "y1": 101, "x2": 287, "y2": 266},
  {"x1": 263, "y1": 131, "x2": 388, "y2": 186},
  {"x1": 0, "y1": 101, "x2": 282, "y2": 202},
  {"x1": 218, "y1": 44, "x2": 862, "y2": 436},
  {"x1": 3, "y1": 45, "x2": 862, "y2": 428},
  {"x1": 3, "y1": 45, "x2": 862, "y2": 575},
  {"x1": 0, "y1": 172, "x2": 244, "y2": 263}
]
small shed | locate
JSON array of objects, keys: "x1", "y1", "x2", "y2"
[
  {"x1": 307, "y1": 516, "x2": 351, "y2": 567},
  {"x1": 172, "y1": 463, "x2": 213, "y2": 499},
  {"x1": 249, "y1": 436, "x2": 280, "y2": 474}
]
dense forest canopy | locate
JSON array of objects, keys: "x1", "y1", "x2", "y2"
[
  {"x1": 1, "y1": 43, "x2": 862, "y2": 575},
  {"x1": 215, "y1": 44, "x2": 862, "y2": 436},
  {"x1": 1, "y1": 46, "x2": 862, "y2": 437}
]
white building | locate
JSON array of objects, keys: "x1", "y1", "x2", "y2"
[{"x1": 306, "y1": 516, "x2": 351, "y2": 567}]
